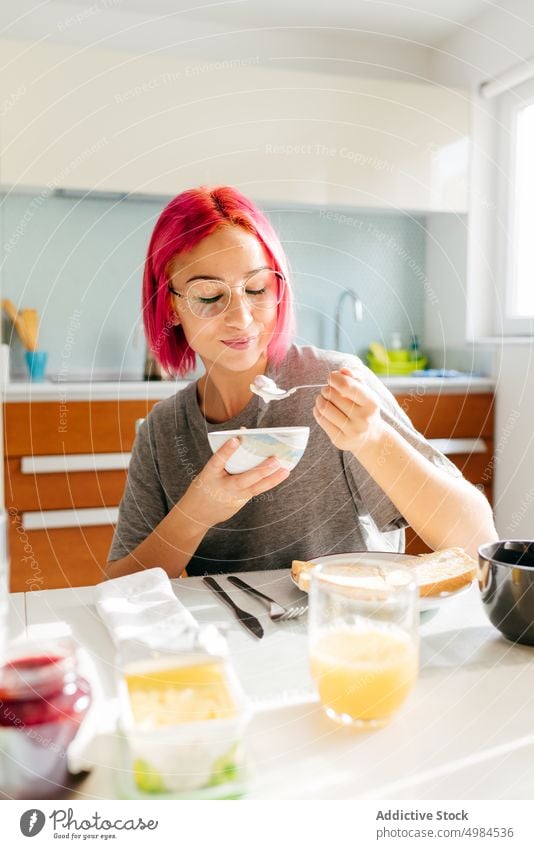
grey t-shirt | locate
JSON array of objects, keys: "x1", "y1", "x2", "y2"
[{"x1": 109, "y1": 345, "x2": 462, "y2": 574}]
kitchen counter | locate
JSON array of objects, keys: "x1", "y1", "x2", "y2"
[
  {"x1": 2, "y1": 377, "x2": 496, "y2": 590},
  {"x1": 380, "y1": 375, "x2": 494, "y2": 393},
  {"x1": 2, "y1": 374, "x2": 495, "y2": 402},
  {"x1": 2, "y1": 379, "x2": 190, "y2": 402}
]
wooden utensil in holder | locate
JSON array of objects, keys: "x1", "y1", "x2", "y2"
[
  {"x1": 1, "y1": 300, "x2": 40, "y2": 351},
  {"x1": 18, "y1": 309, "x2": 40, "y2": 352}
]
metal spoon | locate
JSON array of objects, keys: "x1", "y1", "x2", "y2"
[{"x1": 250, "y1": 375, "x2": 326, "y2": 403}]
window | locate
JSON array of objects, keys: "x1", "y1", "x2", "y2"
[
  {"x1": 509, "y1": 102, "x2": 534, "y2": 317},
  {"x1": 497, "y1": 79, "x2": 534, "y2": 334}
]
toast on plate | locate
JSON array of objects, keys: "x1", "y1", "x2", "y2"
[{"x1": 291, "y1": 547, "x2": 477, "y2": 597}]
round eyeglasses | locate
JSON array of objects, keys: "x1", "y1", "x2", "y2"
[{"x1": 168, "y1": 268, "x2": 286, "y2": 319}]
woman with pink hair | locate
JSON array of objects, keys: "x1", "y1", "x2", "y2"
[{"x1": 107, "y1": 186, "x2": 496, "y2": 578}]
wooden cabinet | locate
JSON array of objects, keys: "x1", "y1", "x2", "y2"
[
  {"x1": 3, "y1": 390, "x2": 495, "y2": 589},
  {"x1": 3, "y1": 399, "x2": 158, "y2": 592},
  {"x1": 0, "y1": 38, "x2": 469, "y2": 212},
  {"x1": 396, "y1": 391, "x2": 495, "y2": 555}
]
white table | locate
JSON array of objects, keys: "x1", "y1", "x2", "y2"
[{"x1": 7, "y1": 571, "x2": 534, "y2": 800}]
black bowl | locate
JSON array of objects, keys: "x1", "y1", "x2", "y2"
[{"x1": 478, "y1": 541, "x2": 534, "y2": 646}]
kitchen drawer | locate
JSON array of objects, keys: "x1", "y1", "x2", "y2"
[
  {"x1": 401, "y1": 395, "x2": 495, "y2": 555},
  {"x1": 7, "y1": 514, "x2": 115, "y2": 592},
  {"x1": 4, "y1": 458, "x2": 129, "y2": 511},
  {"x1": 439, "y1": 439, "x2": 494, "y2": 485},
  {"x1": 3, "y1": 399, "x2": 158, "y2": 456},
  {"x1": 397, "y1": 393, "x2": 494, "y2": 439}
]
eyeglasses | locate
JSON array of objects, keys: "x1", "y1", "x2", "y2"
[{"x1": 168, "y1": 268, "x2": 285, "y2": 319}]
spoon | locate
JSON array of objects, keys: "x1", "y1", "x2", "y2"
[{"x1": 250, "y1": 374, "x2": 327, "y2": 403}]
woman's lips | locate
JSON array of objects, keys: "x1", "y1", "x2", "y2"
[{"x1": 221, "y1": 335, "x2": 258, "y2": 350}]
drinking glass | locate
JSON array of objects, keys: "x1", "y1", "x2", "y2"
[{"x1": 309, "y1": 561, "x2": 419, "y2": 729}]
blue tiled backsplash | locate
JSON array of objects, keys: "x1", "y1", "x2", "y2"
[{"x1": 1, "y1": 191, "x2": 425, "y2": 379}]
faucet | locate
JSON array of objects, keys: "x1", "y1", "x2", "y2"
[{"x1": 334, "y1": 288, "x2": 363, "y2": 351}]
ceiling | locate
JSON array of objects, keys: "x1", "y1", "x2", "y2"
[{"x1": 1, "y1": 0, "x2": 492, "y2": 47}]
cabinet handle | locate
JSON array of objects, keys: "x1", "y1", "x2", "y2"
[
  {"x1": 21, "y1": 507, "x2": 119, "y2": 531},
  {"x1": 427, "y1": 438, "x2": 487, "y2": 456},
  {"x1": 21, "y1": 453, "x2": 131, "y2": 474}
]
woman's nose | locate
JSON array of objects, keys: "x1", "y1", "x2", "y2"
[{"x1": 225, "y1": 291, "x2": 254, "y2": 327}]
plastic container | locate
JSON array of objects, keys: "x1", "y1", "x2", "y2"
[
  {"x1": 410, "y1": 335, "x2": 421, "y2": 361},
  {"x1": 117, "y1": 634, "x2": 251, "y2": 799},
  {"x1": 390, "y1": 332, "x2": 403, "y2": 350},
  {"x1": 387, "y1": 349, "x2": 410, "y2": 363},
  {"x1": 367, "y1": 352, "x2": 428, "y2": 375},
  {"x1": 0, "y1": 638, "x2": 91, "y2": 799}
]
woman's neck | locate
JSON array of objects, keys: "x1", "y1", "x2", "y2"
[{"x1": 197, "y1": 356, "x2": 268, "y2": 423}]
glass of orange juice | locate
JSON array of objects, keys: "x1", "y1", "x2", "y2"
[{"x1": 309, "y1": 561, "x2": 419, "y2": 729}]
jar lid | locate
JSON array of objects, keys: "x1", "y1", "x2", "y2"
[{"x1": 0, "y1": 637, "x2": 77, "y2": 701}]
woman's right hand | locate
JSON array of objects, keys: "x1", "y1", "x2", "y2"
[{"x1": 182, "y1": 437, "x2": 290, "y2": 527}]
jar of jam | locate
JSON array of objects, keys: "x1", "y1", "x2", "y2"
[{"x1": 0, "y1": 638, "x2": 91, "y2": 799}]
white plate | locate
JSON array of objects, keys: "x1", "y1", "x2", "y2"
[{"x1": 290, "y1": 551, "x2": 474, "y2": 613}]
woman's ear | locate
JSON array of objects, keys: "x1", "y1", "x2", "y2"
[{"x1": 167, "y1": 296, "x2": 180, "y2": 326}]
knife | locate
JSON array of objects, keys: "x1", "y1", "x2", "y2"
[{"x1": 203, "y1": 576, "x2": 264, "y2": 639}]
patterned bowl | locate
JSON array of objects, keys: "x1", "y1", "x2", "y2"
[{"x1": 207, "y1": 427, "x2": 310, "y2": 475}]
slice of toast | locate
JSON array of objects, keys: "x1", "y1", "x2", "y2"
[
  {"x1": 404, "y1": 547, "x2": 477, "y2": 597},
  {"x1": 291, "y1": 547, "x2": 477, "y2": 596},
  {"x1": 291, "y1": 559, "x2": 315, "y2": 591},
  {"x1": 291, "y1": 559, "x2": 398, "y2": 592}
]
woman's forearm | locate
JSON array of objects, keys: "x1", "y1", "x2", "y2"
[
  {"x1": 105, "y1": 491, "x2": 210, "y2": 579},
  {"x1": 356, "y1": 423, "x2": 498, "y2": 558}
]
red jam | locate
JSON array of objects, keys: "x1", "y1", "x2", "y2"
[{"x1": 0, "y1": 641, "x2": 91, "y2": 800}]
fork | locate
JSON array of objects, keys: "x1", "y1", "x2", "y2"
[{"x1": 227, "y1": 576, "x2": 308, "y2": 621}]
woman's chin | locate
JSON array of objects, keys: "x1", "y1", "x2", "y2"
[{"x1": 219, "y1": 352, "x2": 263, "y2": 372}]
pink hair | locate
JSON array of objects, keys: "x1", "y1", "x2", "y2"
[{"x1": 143, "y1": 186, "x2": 295, "y2": 376}]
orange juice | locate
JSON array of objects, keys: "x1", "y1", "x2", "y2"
[{"x1": 310, "y1": 626, "x2": 418, "y2": 723}]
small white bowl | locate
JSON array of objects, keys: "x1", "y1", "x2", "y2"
[{"x1": 207, "y1": 427, "x2": 310, "y2": 475}]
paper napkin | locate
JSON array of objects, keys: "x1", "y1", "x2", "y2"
[{"x1": 95, "y1": 567, "x2": 198, "y2": 652}]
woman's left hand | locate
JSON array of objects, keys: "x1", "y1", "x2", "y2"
[{"x1": 313, "y1": 366, "x2": 385, "y2": 454}]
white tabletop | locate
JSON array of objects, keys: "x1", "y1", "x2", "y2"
[{"x1": 8, "y1": 572, "x2": 534, "y2": 800}]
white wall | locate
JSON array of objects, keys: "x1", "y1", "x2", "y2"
[
  {"x1": 424, "y1": 214, "x2": 468, "y2": 353},
  {"x1": 431, "y1": 0, "x2": 534, "y2": 88},
  {"x1": 3, "y1": 1, "x2": 531, "y2": 534},
  {"x1": 1, "y1": 0, "x2": 433, "y2": 82},
  {"x1": 429, "y1": 0, "x2": 534, "y2": 537}
]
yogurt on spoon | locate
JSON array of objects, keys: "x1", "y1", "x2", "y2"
[
  {"x1": 250, "y1": 375, "x2": 287, "y2": 403},
  {"x1": 250, "y1": 375, "x2": 327, "y2": 403}
]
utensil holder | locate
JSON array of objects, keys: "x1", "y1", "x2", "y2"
[{"x1": 24, "y1": 350, "x2": 47, "y2": 382}]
